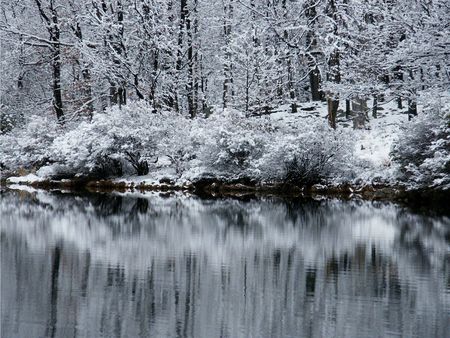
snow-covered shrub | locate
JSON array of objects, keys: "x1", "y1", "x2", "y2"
[
  {"x1": 177, "y1": 111, "x2": 356, "y2": 185},
  {"x1": 283, "y1": 153, "x2": 332, "y2": 186},
  {"x1": 0, "y1": 104, "x2": 22, "y2": 134},
  {"x1": 391, "y1": 108, "x2": 450, "y2": 189},
  {"x1": 156, "y1": 113, "x2": 196, "y2": 176},
  {"x1": 0, "y1": 114, "x2": 60, "y2": 170},
  {"x1": 196, "y1": 110, "x2": 274, "y2": 179},
  {"x1": 255, "y1": 119, "x2": 356, "y2": 185},
  {"x1": 50, "y1": 102, "x2": 164, "y2": 177}
]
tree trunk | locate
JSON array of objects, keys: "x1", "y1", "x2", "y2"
[
  {"x1": 287, "y1": 57, "x2": 297, "y2": 112},
  {"x1": 99, "y1": 0, "x2": 126, "y2": 108},
  {"x1": 186, "y1": 0, "x2": 198, "y2": 118},
  {"x1": 81, "y1": 68, "x2": 94, "y2": 118},
  {"x1": 372, "y1": 95, "x2": 378, "y2": 118},
  {"x1": 245, "y1": 57, "x2": 250, "y2": 112},
  {"x1": 379, "y1": 74, "x2": 389, "y2": 102},
  {"x1": 175, "y1": 0, "x2": 188, "y2": 113},
  {"x1": 134, "y1": 74, "x2": 145, "y2": 100},
  {"x1": 394, "y1": 65, "x2": 403, "y2": 110},
  {"x1": 73, "y1": 21, "x2": 94, "y2": 118},
  {"x1": 222, "y1": 0, "x2": 233, "y2": 109},
  {"x1": 408, "y1": 99, "x2": 417, "y2": 120},
  {"x1": 326, "y1": 51, "x2": 340, "y2": 129},
  {"x1": 310, "y1": 66, "x2": 322, "y2": 101},
  {"x1": 114, "y1": 1, "x2": 126, "y2": 107},
  {"x1": 35, "y1": 0, "x2": 65, "y2": 122},
  {"x1": 345, "y1": 99, "x2": 351, "y2": 119},
  {"x1": 345, "y1": 99, "x2": 351, "y2": 118},
  {"x1": 327, "y1": 97, "x2": 339, "y2": 129},
  {"x1": 305, "y1": 1, "x2": 323, "y2": 101},
  {"x1": 199, "y1": 54, "x2": 208, "y2": 116},
  {"x1": 52, "y1": 46, "x2": 64, "y2": 122},
  {"x1": 50, "y1": 8, "x2": 64, "y2": 122},
  {"x1": 326, "y1": 0, "x2": 340, "y2": 129},
  {"x1": 118, "y1": 86, "x2": 126, "y2": 107}
]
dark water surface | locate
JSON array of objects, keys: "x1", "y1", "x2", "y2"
[{"x1": 1, "y1": 188, "x2": 449, "y2": 338}]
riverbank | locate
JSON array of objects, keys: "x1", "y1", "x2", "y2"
[
  {"x1": 2, "y1": 96, "x2": 448, "y2": 208},
  {"x1": 3, "y1": 174, "x2": 449, "y2": 215}
]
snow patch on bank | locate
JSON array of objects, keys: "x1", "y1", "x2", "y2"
[
  {"x1": 353, "y1": 101, "x2": 409, "y2": 181},
  {"x1": 7, "y1": 174, "x2": 45, "y2": 184}
]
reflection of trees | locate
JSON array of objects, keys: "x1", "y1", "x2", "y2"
[
  {"x1": 318, "y1": 244, "x2": 405, "y2": 300},
  {"x1": 46, "y1": 245, "x2": 61, "y2": 338},
  {"x1": 281, "y1": 197, "x2": 324, "y2": 227},
  {"x1": 1, "y1": 190, "x2": 449, "y2": 337},
  {"x1": 91, "y1": 194, "x2": 124, "y2": 215},
  {"x1": 131, "y1": 198, "x2": 149, "y2": 214},
  {"x1": 394, "y1": 211, "x2": 450, "y2": 274}
]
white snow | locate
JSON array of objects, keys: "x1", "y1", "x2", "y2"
[{"x1": 6, "y1": 174, "x2": 44, "y2": 184}]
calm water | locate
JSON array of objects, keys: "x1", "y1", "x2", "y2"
[{"x1": 1, "y1": 188, "x2": 449, "y2": 338}]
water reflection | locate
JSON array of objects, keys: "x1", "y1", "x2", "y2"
[{"x1": 1, "y1": 189, "x2": 449, "y2": 338}]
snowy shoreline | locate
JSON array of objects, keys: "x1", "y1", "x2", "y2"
[
  {"x1": 3, "y1": 173, "x2": 449, "y2": 215},
  {"x1": 2, "y1": 97, "x2": 448, "y2": 198}
]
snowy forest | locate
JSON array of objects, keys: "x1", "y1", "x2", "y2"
[{"x1": 1, "y1": 0, "x2": 449, "y2": 191}]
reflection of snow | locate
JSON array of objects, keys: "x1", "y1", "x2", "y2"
[
  {"x1": 2, "y1": 189, "x2": 448, "y2": 277},
  {"x1": 1, "y1": 189, "x2": 449, "y2": 338}
]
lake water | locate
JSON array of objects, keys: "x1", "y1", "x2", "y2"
[{"x1": 1, "y1": 188, "x2": 449, "y2": 338}]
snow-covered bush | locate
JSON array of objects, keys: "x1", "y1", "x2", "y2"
[
  {"x1": 197, "y1": 110, "x2": 273, "y2": 178},
  {"x1": 50, "y1": 102, "x2": 168, "y2": 177},
  {"x1": 156, "y1": 113, "x2": 197, "y2": 176},
  {"x1": 392, "y1": 108, "x2": 450, "y2": 189},
  {"x1": 0, "y1": 114, "x2": 60, "y2": 170},
  {"x1": 283, "y1": 153, "x2": 332, "y2": 186},
  {"x1": 177, "y1": 112, "x2": 356, "y2": 185},
  {"x1": 0, "y1": 104, "x2": 22, "y2": 134},
  {"x1": 255, "y1": 119, "x2": 356, "y2": 185}
]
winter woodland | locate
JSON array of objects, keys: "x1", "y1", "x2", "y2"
[{"x1": 1, "y1": 0, "x2": 449, "y2": 190}]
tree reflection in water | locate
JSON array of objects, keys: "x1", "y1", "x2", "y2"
[{"x1": 1, "y1": 190, "x2": 449, "y2": 338}]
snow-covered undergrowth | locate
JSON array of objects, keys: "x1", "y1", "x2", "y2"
[
  {"x1": 1, "y1": 96, "x2": 448, "y2": 189},
  {"x1": 0, "y1": 114, "x2": 60, "y2": 170},
  {"x1": 392, "y1": 102, "x2": 450, "y2": 189},
  {"x1": 0, "y1": 101, "x2": 356, "y2": 185}
]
